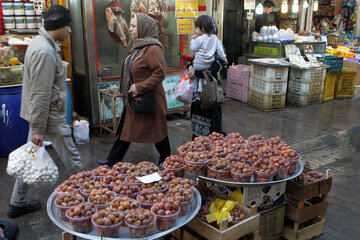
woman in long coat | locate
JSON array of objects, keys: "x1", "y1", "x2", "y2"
[{"x1": 98, "y1": 14, "x2": 170, "y2": 166}]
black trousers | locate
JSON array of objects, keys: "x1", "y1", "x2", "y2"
[
  {"x1": 0, "y1": 218, "x2": 19, "y2": 240},
  {"x1": 107, "y1": 136, "x2": 171, "y2": 165},
  {"x1": 191, "y1": 104, "x2": 226, "y2": 140}
]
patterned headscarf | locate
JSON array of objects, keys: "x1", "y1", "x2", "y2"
[{"x1": 121, "y1": 13, "x2": 163, "y2": 110}]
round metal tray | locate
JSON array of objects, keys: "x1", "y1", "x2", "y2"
[
  {"x1": 47, "y1": 187, "x2": 202, "y2": 240},
  {"x1": 198, "y1": 160, "x2": 304, "y2": 187}
]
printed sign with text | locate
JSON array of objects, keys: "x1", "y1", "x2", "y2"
[
  {"x1": 177, "y1": 19, "x2": 195, "y2": 34},
  {"x1": 175, "y1": 0, "x2": 198, "y2": 18}
]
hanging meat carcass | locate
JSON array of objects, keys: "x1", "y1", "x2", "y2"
[
  {"x1": 105, "y1": 0, "x2": 130, "y2": 47},
  {"x1": 131, "y1": 0, "x2": 147, "y2": 15}
]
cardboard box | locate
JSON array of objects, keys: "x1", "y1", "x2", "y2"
[
  {"x1": 207, "y1": 182, "x2": 286, "y2": 212},
  {"x1": 242, "y1": 182, "x2": 286, "y2": 212},
  {"x1": 343, "y1": 60, "x2": 360, "y2": 85}
]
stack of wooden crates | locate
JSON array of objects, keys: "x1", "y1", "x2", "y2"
[
  {"x1": 283, "y1": 168, "x2": 332, "y2": 240},
  {"x1": 287, "y1": 68, "x2": 326, "y2": 106},
  {"x1": 248, "y1": 63, "x2": 289, "y2": 111}
]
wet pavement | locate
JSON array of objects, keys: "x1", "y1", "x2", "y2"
[{"x1": 1, "y1": 97, "x2": 360, "y2": 240}]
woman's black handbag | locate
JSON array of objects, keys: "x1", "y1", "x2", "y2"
[
  {"x1": 128, "y1": 51, "x2": 155, "y2": 114},
  {"x1": 134, "y1": 91, "x2": 155, "y2": 114}
]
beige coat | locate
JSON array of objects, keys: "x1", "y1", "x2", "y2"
[
  {"x1": 116, "y1": 45, "x2": 168, "y2": 143},
  {"x1": 20, "y1": 28, "x2": 67, "y2": 135}
]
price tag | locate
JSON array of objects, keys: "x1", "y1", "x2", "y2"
[
  {"x1": 247, "y1": 12, "x2": 254, "y2": 20},
  {"x1": 136, "y1": 172, "x2": 162, "y2": 184}
]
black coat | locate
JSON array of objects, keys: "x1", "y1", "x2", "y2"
[{"x1": 255, "y1": 13, "x2": 270, "y2": 33}]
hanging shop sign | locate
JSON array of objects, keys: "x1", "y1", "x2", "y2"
[
  {"x1": 246, "y1": 12, "x2": 254, "y2": 20},
  {"x1": 177, "y1": 19, "x2": 195, "y2": 34},
  {"x1": 244, "y1": 0, "x2": 256, "y2": 10},
  {"x1": 175, "y1": 0, "x2": 198, "y2": 18},
  {"x1": 198, "y1": 0, "x2": 206, "y2": 11}
]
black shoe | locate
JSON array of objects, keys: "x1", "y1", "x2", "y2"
[
  {"x1": 7, "y1": 200, "x2": 41, "y2": 218},
  {"x1": 97, "y1": 159, "x2": 116, "y2": 167}
]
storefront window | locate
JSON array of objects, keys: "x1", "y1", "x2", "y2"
[
  {"x1": 94, "y1": 0, "x2": 131, "y2": 78},
  {"x1": 93, "y1": 0, "x2": 181, "y2": 79},
  {"x1": 163, "y1": 1, "x2": 181, "y2": 70}
]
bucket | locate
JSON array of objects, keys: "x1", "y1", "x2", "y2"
[
  {"x1": 3, "y1": 15, "x2": 15, "y2": 29},
  {"x1": 36, "y1": 15, "x2": 42, "y2": 28},
  {"x1": 24, "y1": 2, "x2": 35, "y2": 15},
  {"x1": 0, "y1": 85, "x2": 29, "y2": 157},
  {"x1": 13, "y1": 2, "x2": 24, "y2": 15},
  {"x1": 66, "y1": 79, "x2": 73, "y2": 125},
  {"x1": 25, "y1": 15, "x2": 36, "y2": 29},
  {"x1": 1, "y1": 1, "x2": 14, "y2": 15},
  {"x1": 15, "y1": 15, "x2": 26, "y2": 29}
]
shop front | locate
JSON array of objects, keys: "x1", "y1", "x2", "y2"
[{"x1": 68, "y1": 0, "x2": 218, "y2": 127}]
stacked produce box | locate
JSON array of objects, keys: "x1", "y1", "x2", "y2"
[
  {"x1": 335, "y1": 68, "x2": 357, "y2": 99},
  {"x1": 226, "y1": 64, "x2": 251, "y2": 102},
  {"x1": 248, "y1": 63, "x2": 289, "y2": 111},
  {"x1": 317, "y1": 55, "x2": 343, "y2": 102},
  {"x1": 283, "y1": 168, "x2": 332, "y2": 240},
  {"x1": 287, "y1": 68, "x2": 326, "y2": 106}
]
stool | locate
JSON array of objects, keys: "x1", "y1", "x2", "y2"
[{"x1": 98, "y1": 88, "x2": 122, "y2": 135}]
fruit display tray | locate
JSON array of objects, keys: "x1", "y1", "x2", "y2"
[
  {"x1": 47, "y1": 187, "x2": 201, "y2": 240},
  {"x1": 198, "y1": 160, "x2": 304, "y2": 187}
]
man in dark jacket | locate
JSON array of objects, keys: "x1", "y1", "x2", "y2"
[{"x1": 255, "y1": 0, "x2": 275, "y2": 33}]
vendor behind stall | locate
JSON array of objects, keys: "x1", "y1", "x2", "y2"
[{"x1": 255, "y1": 0, "x2": 275, "y2": 33}]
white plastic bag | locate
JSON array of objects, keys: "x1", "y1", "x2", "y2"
[
  {"x1": 73, "y1": 120, "x2": 90, "y2": 144},
  {"x1": 7, "y1": 142, "x2": 58, "y2": 187},
  {"x1": 174, "y1": 79, "x2": 193, "y2": 104}
]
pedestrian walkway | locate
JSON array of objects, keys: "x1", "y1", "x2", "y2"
[{"x1": 0, "y1": 98, "x2": 359, "y2": 239}]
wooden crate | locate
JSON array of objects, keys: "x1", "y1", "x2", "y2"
[
  {"x1": 283, "y1": 219, "x2": 326, "y2": 240},
  {"x1": 285, "y1": 194, "x2": 328, "y2": 223},
  {"x1": 259, "y1": 204, "x2": 286, "y2": 240},
  {"x1": 182, "y1": 204, "x2": 260, "y2": 240},
  {"x1": 286, "y1": 168, "x2": 332, "y2": 201},
  {"x1": 171, "y1": 227, "x2": 256, "y2": 240}
]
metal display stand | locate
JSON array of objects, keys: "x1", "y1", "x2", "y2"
[
  {"x1": 47, "y1": 187, "x2": 202, "y2": 240},
  {"x1": 198, "y1": 160, "x2": 304, "y2": 187}
]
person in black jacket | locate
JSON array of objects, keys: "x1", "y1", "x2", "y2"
[{"x1": 255, "y1": 0, "x2": 275, "y2": 33}]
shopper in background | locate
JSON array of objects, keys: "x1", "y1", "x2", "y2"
[
  {"x1": 255, "y1": 0, "x2": 275, "y2": 33},
  {"x1": 7, "y1": 5, "x2": 84, "y2": 218},
  {"x1": 188, "y1": 15, "x2": 227, "y2": 139},
  {"x1": 0, "y1": 219, "x2": 19, "y2": 240},
  {"x1": 189, "y1": 15, "x2": 228, "y2": 103},
  {"x1": 97, "y1": 13, "x2": 171, "y2": 167}
]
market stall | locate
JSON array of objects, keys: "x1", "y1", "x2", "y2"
[{"x1": 41, "y1": 131, "x2": 333, "y2": 240}]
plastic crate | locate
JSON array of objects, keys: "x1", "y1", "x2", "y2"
[
  {"x1": 354, "y1": 85, "x2": 360, "y2": 98},
  {"x1": 287, "y1": 90, "x2": 323, "y2": 106},
  {"x1": 316, "y1": 55, "x2": 343, "y2": 72},
  {"x1": 254, "y1": 46, "x2": 279, "y2": 56},
  {"x1": 251, "y1": 64, "x2": 289, "y2": 82},
  {"x1": 290, "y1": 68, "x2": 326, "y2": 83},
  {"x1": 227, "y1": 64, "x2": 250, "y2": 86},
  {"x1": 227, "y1": 82, "x2": 249, "y2": 102},
  {"x1": 249, "y1": 76, "x2": 287, "y2": 95},
  {"x1": 335, "y1": 68, "x2": 357, "y2": 99},
  {"x1": 323, "y1": 71, "x2": 340, "y2": 102},
  {"x1": 288, "y1": 79, "x2": 324, "y2": 94},
  {"x1": 248, "y1": 89, "x2": 286, "y2": 111}
]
